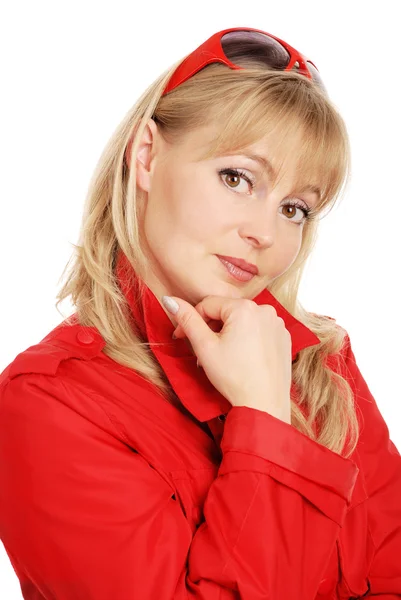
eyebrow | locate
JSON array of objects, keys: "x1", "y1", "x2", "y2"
[
  {"x1": 227, "y1": 153, "x2": 322, "y2": 199},
  {"x1": 242, "y1": 153, "x2": 277, "y2": 178}
]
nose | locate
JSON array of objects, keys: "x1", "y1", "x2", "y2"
[
  {"x1": 239, "y1": 204, "x2": 277, "y2": 249},
  {"x1": 244, "y1": 232, "x2": 274, "y2": 248}
]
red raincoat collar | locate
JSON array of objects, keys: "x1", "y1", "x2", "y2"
[{"x1": 115, "y1": 250, "x2": 321, "y2": 422}]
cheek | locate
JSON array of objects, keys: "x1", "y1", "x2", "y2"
[
  {"x1": 149, "y1": 167, "x2": 221, "y2": 240},
  {"x1": 271, "y1": 230, "x2": 303, "y2": 276},
  {"x1": 141, "y1": 167, "x2": 212, "y2": 260}
]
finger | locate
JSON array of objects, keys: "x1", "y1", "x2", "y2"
[
  {"x1": 173, "y1": 316, "x2": 221, "y2": 339},
  {"x1": 164, "y1": 295, "x2": 247, "y2": 353},
  {"x1": 173, "y1": 306, "x2": 224, "y2": 339},
  {"x1": 162, "y1": 296, "x2": 217, "y2": 354},
  {"x1": 192, "y1": 295, "x2": 252, "y2": 324}
]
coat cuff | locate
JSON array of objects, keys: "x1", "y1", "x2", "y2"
[{"x1": 219, "y1": 406, "x2": 359, "y2": 526}]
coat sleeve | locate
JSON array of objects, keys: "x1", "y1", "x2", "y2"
[
  {"x1": 0, "y1": 372, "x2": 359, "y2": 600},
  {"x1": 342, "y1": 334, "x2": 401, "y2": 598}
]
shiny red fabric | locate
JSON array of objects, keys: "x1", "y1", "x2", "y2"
[{"x1": 0, "y1": 250, "x2": 400, "y2": 599}]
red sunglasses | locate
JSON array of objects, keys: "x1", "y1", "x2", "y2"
[{"x1": 162, "y1": 27, "x2": 326, "y2": 96}]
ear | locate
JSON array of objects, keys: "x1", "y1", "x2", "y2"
[{"x1": 125, "y1": 118, "x2": 160, "y2": 193}]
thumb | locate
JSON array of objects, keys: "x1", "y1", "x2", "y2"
[{"x1": 161, "y1": 296, "x2": 216, "y2": 354}]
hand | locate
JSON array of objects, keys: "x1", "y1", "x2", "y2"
[{"x1": 164, "y1": 295, "x2": 292, "y2": 424}]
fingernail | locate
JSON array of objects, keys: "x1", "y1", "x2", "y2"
[{"x1": 161, "y1": 296, "x2": 179, "y2": 315}]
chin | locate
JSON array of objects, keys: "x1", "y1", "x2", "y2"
[{"x1": 202, "y1": 279, "x2": 246, "y2": 302}]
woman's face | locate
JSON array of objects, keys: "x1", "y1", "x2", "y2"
[{"x1": 133, "y1": 118, "x2": 320, "y2": 308}]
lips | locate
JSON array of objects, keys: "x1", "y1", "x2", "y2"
[{"x1": 216, "y1": 255, "x2": 259, "y2": 275}]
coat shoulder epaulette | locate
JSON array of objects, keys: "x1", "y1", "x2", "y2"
[{"x1": 4, "y1": 320, "x2": 106, "y2": 381}]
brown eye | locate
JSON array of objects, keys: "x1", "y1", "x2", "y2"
[
  {"x1": 280, "y1": 200, "x2": 312, "y2": 225},
  {"x1": 225, "y1": 173, "x2": 240, "y2": 187},
  {"x1": 282, "y1": 205, "x2": 297, "y2": 219},
  {"x1": 218, "y1": 168, "x2": 255, "y2": 193}
]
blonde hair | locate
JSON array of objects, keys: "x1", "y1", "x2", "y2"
[{"x1": 56, "y1": 56, "x2": 359, "y2": 458}]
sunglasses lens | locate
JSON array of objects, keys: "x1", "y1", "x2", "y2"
[
  {"x1": 306, "y1": 61, "x2": 327, "y2": 92},
  {"x1": 221, "y1": 31, "x2": 291, "y2": 70},
  {"x1": 221, "y1": 30, "x2": 326, "y2": 93}
]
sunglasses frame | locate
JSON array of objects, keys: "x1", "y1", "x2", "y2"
[{"x1": 162, "y1": 26, "x2": 322, "y2": 96}]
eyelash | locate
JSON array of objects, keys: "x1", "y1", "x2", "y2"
[{"x1": 218, "y1": 167, "x2": 316, "y2": 224}]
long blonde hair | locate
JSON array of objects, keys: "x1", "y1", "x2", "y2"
[{"x1": 56, "y1": 55, "x2": 359, "y2": 458}]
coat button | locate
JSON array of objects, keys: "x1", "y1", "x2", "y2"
[
  {"x1": 77, "y1": 329, "x2": 95, "y2": 345},
  {"x1": 218, "y1": 414, "x2": 226, "y2": 422}
]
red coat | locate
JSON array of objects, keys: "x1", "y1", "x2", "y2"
[{"x1": 0, "y1": 251, "x2": 400, "y2": 599}]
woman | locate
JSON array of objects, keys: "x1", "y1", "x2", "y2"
[{"x1": 0, "y1": 27, "x2": 400, "y2": 599}]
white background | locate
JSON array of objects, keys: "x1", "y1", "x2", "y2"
[{"x1": 1, "y1": 0, "x2": 400, "y2": 595}]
